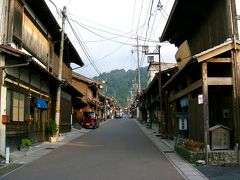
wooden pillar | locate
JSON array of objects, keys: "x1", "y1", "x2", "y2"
[
  {"x1": 237, "y1": 50, "x2": 240, "y2": 144},
  {"x1": 237, "y1": 50, "x2": 240, "y2": 162},
  {"x1": 232, "y1": 47, "x2": 240, "y2": 161},
  {"x1": 202, "y1": 62, "x2": 209, "y2": 164}
]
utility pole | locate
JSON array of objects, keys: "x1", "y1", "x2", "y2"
[
  {"x1": 136, "y1": 36, "x2": 141, "y2": 93},
  {"x1": 55, "y1": 6, "x2": 66, "y2": 137},
  {"x1": 136, "y1": 36, "x2": 141, "y2": 121},
  {"x1": 143, "y1": 45, "x2": 164, "y2": 136},
  {"x1": 157, "y1": 45, "x2": 164, "y2": 137},
  {"x1": 102, "y1": 78, "x2": 107, "y2": 121}
]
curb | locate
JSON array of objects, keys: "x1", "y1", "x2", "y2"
[{"x1": 133, "y1": 119, "x2": 208, "y2": 180}]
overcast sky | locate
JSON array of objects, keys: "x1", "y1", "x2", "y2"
[{"x1": 46, "y1": 0, "x2": 177, "y2": 78}]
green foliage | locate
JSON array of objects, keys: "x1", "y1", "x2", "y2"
[
  {"x1": 47, "y1": 119, "x2": 57, "y2": 135},
  {"x1": 93, "y1": 67, "x2": 148, "y2": 106},
  {"x1": 19, "y1": 138, "x2": 32, "y2": 148}
]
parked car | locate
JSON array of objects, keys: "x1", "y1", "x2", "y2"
[
  {"x1": 81, "y1": 112, "x2": 99, "y2": 128},
  {"x1": 115, "y1": 112, "x2": 123, "y2": 118}
]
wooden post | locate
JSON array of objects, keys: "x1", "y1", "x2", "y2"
[
  {"x1": 232, "y1": 47, "x2": 240, "y2": 161},
  {"x1": 237, "y1": 50, "x2": 240, "y2": 162},
  {"x1": 202, "y1": 62, "x2": 209, "y2": 165}
]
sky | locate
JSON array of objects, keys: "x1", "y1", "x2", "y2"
[{"x1": 46, "y1": 0, "x2": 177, "y2": 78}]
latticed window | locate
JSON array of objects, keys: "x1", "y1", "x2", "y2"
[
  {"x1": 13, "y1": 0, "x2": 23, "y2": 44},
  {"x1": 6, "y1": 90, "x2": 28, "y2": 122}
]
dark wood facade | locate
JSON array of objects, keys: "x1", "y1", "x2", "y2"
[
  {"x1": 0, "y1": 0, "x2": 84, "y2": 152},
  {"x1": 139, "y1": 0, "x2": 240, "y2": 164},
  {"x1": 160, "y1": 0, "x2": 240, "y2": 144}
]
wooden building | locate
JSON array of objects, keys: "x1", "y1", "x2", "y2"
[
  {"x1": 138, "y1": 0, "x2": 240, "y2": 164},
  {"x1": 0, "y1": 0, "x2": 84, "y2": 154},
  {"x1": 139, "y1": 66, "x2": 178, "y2": 131},
  {"x1": 159, "y1": 0, "x2": 240, "y2": 163},
  {"x1": 72, "y1": 72, "x2": 101, "y2": 124}
]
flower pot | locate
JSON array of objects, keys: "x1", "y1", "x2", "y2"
[
  {"x1": 49, "y1": 136, "x2": 58, "y2": 143},
  {"x1": 191, "y1": 147, "x2": 200, "y2": 152},
  {"x1": 19, "y1": 146, "x2": 32, "y2": 152}
]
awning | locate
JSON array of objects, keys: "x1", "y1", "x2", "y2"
[
  {"x1": 0, "y1": 45, "x2": 27, "y2": 57},
  {"x1": 36, "y1": 99, "x2": 48, "y2": 109}
]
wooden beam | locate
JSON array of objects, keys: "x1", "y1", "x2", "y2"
[
  {"x1": 236, "y1": 41, "x2": 240, "y2": 50},
  {"x1": 202, "y1": 62, "x2": 209, "y2": 165},
  {"x1": 196, "y1": 42, "x2": 233, "y2": 63},
  {"x1": 207, "y1": 58, "x2": 231, "y2": 63},
  {"x1": 169, "y1": 80, "x2": 202, "y2": 102},
  {"x1": 207, "y1": 77, "x2": 233, "y2": 85}
]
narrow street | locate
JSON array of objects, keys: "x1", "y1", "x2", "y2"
[{"x1": 2, "y1": 118, "x2": 183, "y2": 180}]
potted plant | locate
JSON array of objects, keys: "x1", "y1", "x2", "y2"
[
  {"x1": 183, "y1": 138, "x2": 202, "y2": 152},
  {"x1": 19, "y1": 138, "x2": 32, "y2": 151},
  {"x1": 47, "y1": 119, "x2": 58, "y2": 143}
]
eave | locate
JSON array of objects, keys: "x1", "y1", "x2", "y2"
[
  {"x1": 24, "y1": 0, "x2": 84, "y2": 67},
  {"x1": 160, "y1": 0, "x2": 217, "y2": 46},
  {"x1": 194, "y1": 40, "x2": 240, "y2": 62}
]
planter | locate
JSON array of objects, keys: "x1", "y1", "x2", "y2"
[
  {"x1": 184, "y1": 139, "x2": 202, "y2": 152},
  {"x1": 189, "y1": 146, "x2": 200, "y2": 152},
  {"x1": 49, "y1": 136, "x2": 58, "y2": 143},
  {"x1": 19, "y1": 146, "x2": 32, "y2": 152}
]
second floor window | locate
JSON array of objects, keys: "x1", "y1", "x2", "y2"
[{"x1": 13, "y1": 0, "x2": 23, "y2": 44}]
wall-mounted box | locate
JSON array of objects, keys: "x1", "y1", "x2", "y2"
[{"x1": 2, "y1": 115, "x2": 9, "y2": 124}]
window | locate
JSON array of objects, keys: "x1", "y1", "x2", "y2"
[
  {"x1": 6, "y1": 90, "x2": 28, "y2": 122},
  {"x1": 13, "y1": 0, "x2": 23, "y2": 44}
]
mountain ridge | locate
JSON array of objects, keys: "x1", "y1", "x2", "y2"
[{"x1": 93, "y1": 67, "x2": 148, "y2": 107}]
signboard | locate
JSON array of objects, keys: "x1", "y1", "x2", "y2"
[
  {"x1": 36, "y1": 99, "x2": 48, "y2": 109},
  {"x1": 198, "y1": 94, "x2": 203, "y2": 104},
  {"x1": 176, "y1": 112, "x2": 188, "y2": 134}
]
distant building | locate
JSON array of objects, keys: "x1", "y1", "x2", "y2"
[{"x1": 147, "y1": 62, "x2": 176, "y2": 85}]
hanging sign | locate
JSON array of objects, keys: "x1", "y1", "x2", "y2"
[{"x1": 198, "y1": 94, "x2": 203, "y2": 104}]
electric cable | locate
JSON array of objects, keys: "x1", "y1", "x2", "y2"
[
  {"x1": 70, "y1": 19, "x2": 158, "y2": 45},
  {"x1": 66, "y1": 17, "x2": 102, "y2": 78}
]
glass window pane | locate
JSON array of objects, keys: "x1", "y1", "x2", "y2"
[{"x1": 12, "y1": 92, "x2": 19, "y2": 121}]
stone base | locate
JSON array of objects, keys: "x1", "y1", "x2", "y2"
[{"x1": 176, "y1": 145, "x2": 239, "y2": 165}]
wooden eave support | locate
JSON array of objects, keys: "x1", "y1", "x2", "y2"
[
  {"x1": 207, "y1": 77, "x2": 233, "y2": 85},
  {"x1": 207, "y1": 58, "x2": 232, "y2": 63},
  {"x1": 169, "y1": 80, "x2": 202, "y2": 102},
  {"x1": 195, "y1": 41, "x2": 234, "y2": 63}
]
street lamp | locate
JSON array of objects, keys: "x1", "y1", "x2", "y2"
[{"x1": 143, "y1": 45, "x2": 165, "y2": 137}]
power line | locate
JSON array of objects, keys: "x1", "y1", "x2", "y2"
[
  {"x1": 70, "y1": 19, "x2": 159, "y2": 45},
  {"x1": 48, "y1": 0, "x2": 61, "y2": 17},
  {"x1": 136, "y1": 0, "x2": 144, "y2": 31},
  {"x1": 97, "y1": 39, "x2": 131, "y2": 61},
  {"x1": 66, "y1": 17, "x2": 102, "y2": 77},
  {"x1": 130, "y1": 0, "x2": 137, "y2": 44},
  {"x1": 145, "y1": 0, "x2": 155, "y2": 43}
]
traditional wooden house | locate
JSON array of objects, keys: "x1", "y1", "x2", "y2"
[
  {"x1": 147, "y1": 62, "x2": 176, "y2": 85},
  {"x1": 0, "y1": 0, "x2": 84, "y2": 154},
  {"x1": 98, "y1": 93, "x2": 105, "y2": 119},
  {"x1": 139, "y1": 65, "x2": 178, "y2": 132},
  {"x1": 159, "y1": 0, "x2": 240, "y2": 164},
  {"x1": 72, "y1": 72, "x2": 100, "y2": 123}
]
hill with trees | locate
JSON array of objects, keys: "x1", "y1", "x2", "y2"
[{"x1": 93, "y1": 67, "x2": 148, "y2": 107}]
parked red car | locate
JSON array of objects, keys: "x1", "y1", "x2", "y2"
[{"x1": 81, "y1": 112, "x2": 99, "y2": 128}]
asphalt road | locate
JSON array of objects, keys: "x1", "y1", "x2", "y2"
[
  {"x1": 196, "y1": 165, "x2": 240, "y2": 179},
  {"x1": 1, "y1": 118, "x2": 184, "y2": 180}
]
